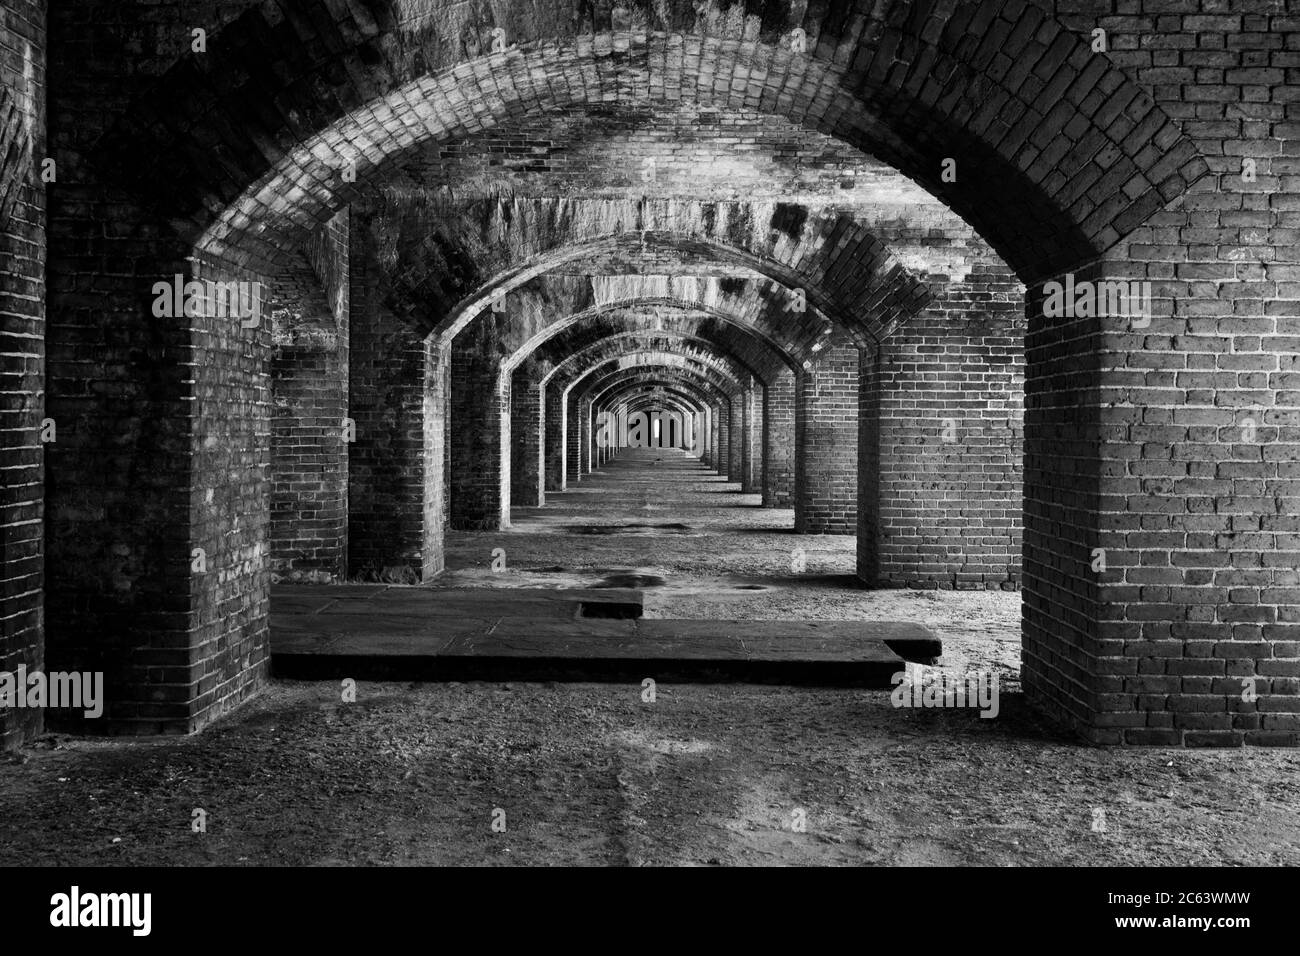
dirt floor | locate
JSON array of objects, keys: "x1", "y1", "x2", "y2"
[{"x1": 2, "y1": 450, "x2": 1298, "y2": 866}]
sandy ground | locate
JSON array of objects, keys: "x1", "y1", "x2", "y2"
[{"x1": 2, "y1": 450, "x2": 1297, "y2": 866}]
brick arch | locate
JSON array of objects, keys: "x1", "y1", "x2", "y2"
[
  {"x1": 514, "y1": 306, "x2": 780, "y2": 383},
  {"x1": 505, "y1": 295, "x2": 801, "y2": 379},
  {"x1": 611, "y1": 390, "x2": 706, "y2": 448},
  {"x1": 602, "y1": 384, "x2": 712, "y2": 423},
  {"x1": 98, "y1": 3, "x2": 1208, "y2": 285},
  {"x1": 620, "y1": 392, "x2": 698, "y2": 419},
  {"x1": 539, "y1": 330, "x2": 763, "y2": 399},
  {"x1": 553, "y1": 359, "x2": 739, "y2": 488},
  {"x1": 592, "y1": 374, "x2": 732, "y2": 430},
  {"x1": 590, "y1": 371, "x2": 736, "y2": 461},
  {"x1": 614, "y1": 391, "x2": 703, "y2": 430},
  {"x1": 371, "y1": 197, "x2": 928, "y2": 350},
  {"x1": 565, "y1": 351, "x2": 746, "y2": 409}
]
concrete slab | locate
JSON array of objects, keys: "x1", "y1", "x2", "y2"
[{"x1": 270, "y1": 586, "x2": 939, "y2": 687}]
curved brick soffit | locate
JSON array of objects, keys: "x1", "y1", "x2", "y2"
[
  {"x1": 621, "y1": 392, "x2": 698, "y2": 416},
  {"x1": 513, "y1": 302, "x2": 795, "y2": 382},
  {"x1": 577, "y1": 355, "x2": 747, "y2": 408},
  {"x1": 95, "y1": 0, "x2": 1208, "y2": 305},
  {"x1": 567, "y1": 365, "x2": 733, "y2": 413},
  {"x1": 536, "y1": 328, "x2": 765, "y2": 391},
  {"x1": 553, "y1": 341, "x2": 749, "y2": 397},
  {"x1": 572, "y1": 354, "x2": 743, "y2": 407},
  {"x1": 465, "y1": 267, "x2": 836, "y2": 368},
  {"x1": 603, "y1": 382, "x2": 715, "y2": 415},
  {"x1": 366, "y1": 197, "x2": 926, "y2": 350},
  {"x1": 529, "y1": 322, "x2": 776, "y2": 388},
  {"x1": 591, "y1": 370, "x2": 735, "y2": 415},
  {"x1": 611, "y1": 392, "x2": 706, "y2": 426}
]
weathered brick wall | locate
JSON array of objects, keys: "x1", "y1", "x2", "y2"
[
  {"x1": 723, "y1": 399, "x2": 735, "y2": 478},
  {"x1": 544, "y1": 386, "x2": 565, "y2": 490},
  {"x1": 0, "y1": 0, "x2": 44, "y2": 749},
  {"x1": 727, "y1": 393, "x2": 743, "y2": 483},
  {"x1": 186, "y1": 253, "x2": 273, "y2": 732},
  {"x1": 739, "y1": 383, "x2": 762, "y2": 493},
  {"x1": 511, "y1": 370, "x2": 544, "y2": 507},
  {"x1": 43, "y1": 0, "x2": 269, "y2": 737},
  {"x1": 716, "y1": 396, "x2": 732, "y2": 480},
  {"x1": 699, "y1": 405, "x2": 713, "y2": 466},
  {"x1": 864, "y1": 260, "x2": 1026, "y2": 590},
  {"x1": 796, "y1": 346, "x2": 859, "y2": 534},
  {"x1": 1025, "y1": 0, "x2": 1300, "y2": 745},
  {"x1": 565, "y1": 388, "x2": 583, "y2": 484},
  {"x1": 579, "y1": 399, "x2": 593, "y2": 476},
  {"x1": 449, "y1": 316, "x2": 508, "y2": 529},
  {"x1": 347, "y1": 225, "x2": 432, "y2": 582},
  {"x1": 762, "y1": 370, "x2": 796, "y2": 507},
  {"x1": 269, "y1": 212, "x2": 349, "y2": 582}
]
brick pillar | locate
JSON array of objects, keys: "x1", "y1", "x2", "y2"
[
  {"x1": 698, "y1": 405, "x2": 711, "y2": 466},
  {"x1": 595, "y1": 403, "x2": 608, "y2": 466},
  {"x1": 579, "y1": 399, "x2": 593, "y2": 476},
  {"x1": 716, "y1": 399, "x2": 731, "y2": 479},
  {"x1": 741, "y1": 383, "x2": 762, "y2": 493},
  {"x1": 712, "y1": 403, "x2": 722, "y2": 468},
  {"x1": 728, "y1": 394, "x2": 743, "y2": 483},
  {"x1": 865, "y1": 271, "x2": 1024, "y2": 589},
  {"x1": 349, "y1": 237, "x2": 442, "y2": 580},
  {"x1": 565, "y1": 388, "x2": 582, "y2": 483},
  {"x1": 1019, "y1": 249, "x2": 1300, "y2": 747},
  {"x1": 1, "y1": 0, "x2": 46, "y2": 748},
  {"x1": 795, "y1": 345, "x2": 858, "y2": 534},
  {"x1": 763, "y1": 369, "x2": 796, "y2": 507},
  {"x1": 49, "y1": 246, "x2": 274, "y2": 735},
  {"x1": 510, "y1": 370, "x2": 544, "y2": 508},
  {"x1": 544, "y1": 386, "x2": 564, "y2": 491},
  {"x1": 268, "y1": 216, "x2": 350, "y2": 583},
  {"x1": 449, "y1": 316, "x2": 507, "y2": 530},
  {"x1": 857, "y1": 349, "x2": 882, "y2": 584}
]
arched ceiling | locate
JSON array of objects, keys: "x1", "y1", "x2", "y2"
[{"x1": 97, "y1": 0, "x2": 1207, "y2": 390}]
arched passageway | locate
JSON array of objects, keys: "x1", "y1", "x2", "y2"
[{"x1": 9, "y1": 0, "x2": 1289, "y2": 762}]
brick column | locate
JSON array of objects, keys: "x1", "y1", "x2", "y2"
[
  {"x1": 864, "y1": 266, "x2": 1024, "y2": 589},
  {"x1": 716, "y1": 399, "x2": 731, "y2": 479},
  {"x1": 349, "y1": 235, "x2": 442, "y2": 579},
  {"x1": 510, "y1": 370, "x2": 544, "y2": 508},
  {"x1": 714, "y1": 403, "x2": 723, "y2": 473},
  {"x1": 580, "y1": 399, "x2": 593, "y2": 475},
  {"x1": 269, "y1": 215, "x2": 350, "y2": 583},
  {"x1": 728, "y1": 394, "x2": 744, "y2": 483},
  {"x1": 565, "y1": 388, "x2": 583, "y2": 483},
  {"x1": 449, "y1": 318, "x2": 507, "y2": 530},
  {"x1": 741, "y1": 383, "x2": 762, "y2": 494},
  {"x1": 544, "y1": 385, "x2": 564, "y2": 491},
  {"x1": 763, "y1": 369, "x2": 796, "y2": 507},
  {"x1": 795, "y1": 345, "x2": 858, "y2": 534},
  {"x1": 0, "y1": 0, "x2": 46, "y2": 748},
  {"x1": 698, "y1": 405, "x2": 711, "y2": 466}
]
